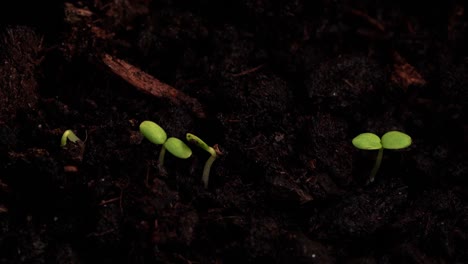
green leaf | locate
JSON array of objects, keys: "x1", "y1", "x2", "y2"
[
  {"x1": 352, "y1": 133, "x2": 382, "y2": 150},
  {"x1": 381, "y1": 131, "x2": 412, "y2": 149},
  {"x1": 164, "y1": 137, "x2": 192, "y2": 159},
  {"x1": 139, "y1": 121, "x2": 167, "y2": 145}
]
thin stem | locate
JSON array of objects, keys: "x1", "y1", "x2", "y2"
[
  {"x1": 369, "y1": 148, "x2": 383, "y2": 183},
  {"x1": 158, "y1": 145, "x2": 166, "y2": 167},
  {"x1": 202, "y1": 154, "x2": 217, "y2": 188}
]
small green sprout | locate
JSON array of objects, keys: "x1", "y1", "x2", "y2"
[
  {"x1": 186, "y1": 133, "x2": 218, "y2": 188},
  {"x1": 139, "y1": 121, "x2": 192, "y2": 166},
  {"x1": 60, "y1": 130, "x2": 81, "y2": 147},
  {"x1": 352, "y1": 131, "x2": 412, "y2": 183}
]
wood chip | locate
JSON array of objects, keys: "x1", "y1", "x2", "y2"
[
  {"x1": 349, "y1": 8, "x2": 385, "y2": 32},
  {"x1": 102, "y1": 53, "x2": 206, "y2": 118},
  {"x1": 391, "y1": 52, "x2": 426, "y2": 89}
]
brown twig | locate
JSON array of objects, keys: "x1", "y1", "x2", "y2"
[
  {"x1": 102, "y1": 53, "x2": 206, "y2": 118},
  {"x1": 391, "y1": 51, "x2": 426, "y2": 89},
  {"x1": 231, "y1": 64, "x2": 265, "y2": 77},
  {"x1": 99, "y1": 197, "x2": 120, "y2": 206},
  {"x1": 349, "y1": 8, "x2": 386, "y2": 32}
]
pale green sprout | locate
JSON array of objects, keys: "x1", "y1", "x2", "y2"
[
  {"x1": 352, "y1": 131, "x2": 412, "y2": 183},
  {"x1": 186, "y1": 133, "x2": 217, "y2": 188},
  {"x1": 60, "y1": 130, "x2": 81, "y2": 147},
  {"x1": 139, "y1": 121, "x2": 192, "y2": 166}
]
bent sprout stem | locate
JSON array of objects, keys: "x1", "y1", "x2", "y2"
[
  {"x1": 186, "y1": 133, "x2": 217, "y2": 188},
  {"x1": 202, "y1": 150, "x2": 217, "y2": 188},
  {"x1": 202, "y1": 156, "x2": 216, "y2": 188}
]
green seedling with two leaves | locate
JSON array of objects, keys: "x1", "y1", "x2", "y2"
[
  {"x1": 352, "y1": 131, "x2": 412, "y2": 183},
  {"x1": 139, "y1": 121, "x2": 192, "y2": 166}
]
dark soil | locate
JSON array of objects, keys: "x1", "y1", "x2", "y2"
[{"x1": 0, "y1": 1, "x2": 467, "y2": 263}]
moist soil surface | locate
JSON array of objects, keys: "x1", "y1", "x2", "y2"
[{"x1": 0, "y1": 1, "x2": 467, "y2": 263}]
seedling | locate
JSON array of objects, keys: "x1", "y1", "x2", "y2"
[
  {"x1": 139, "y1": 121, "x2": 192, "y2": 166},
  {"x1": 186, "y1": 133, "x2": 218, "y2": 188},
  {"x1": 60, "y1": 129, "x2": 81, "y2": 147},
  {"x1": 352, "y1": 131, "x2": 412, "y2": 183},
  {"x1": 60, "y1": 129, "x2": 86, "y2": 164}
]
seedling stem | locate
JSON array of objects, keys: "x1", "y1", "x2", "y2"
[
  {"x1": 159, "y1": 145, "x2": 167, "y2": 166},
  {"x1": 369, "y1": 148, "x2": 383, "y2": 182}
]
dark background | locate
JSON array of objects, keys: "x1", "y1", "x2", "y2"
[{"x1": 0, "y1": 1, "x2": 466, "y2": 263}]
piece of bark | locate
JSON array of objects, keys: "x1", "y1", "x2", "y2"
[
  {"x1": 102, "y1": 53, "x2": 205, "y2": 118},
  {"x1": 349, "y1": 8, "x2": 385, "y2": 32},
  {"x1": 391, "y1": 52, "x2": 426, "y2": 89}
]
